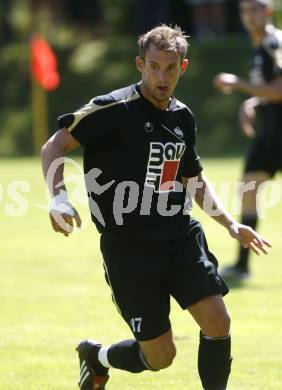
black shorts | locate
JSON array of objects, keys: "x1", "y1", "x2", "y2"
[
  {"x1": 100, "y1": 218, "x2": 229, "y2": 341},
  {"x1": 245, "y1": 130, "x2": 282, "y2": 177}
]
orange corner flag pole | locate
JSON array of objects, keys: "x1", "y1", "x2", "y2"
[
  {"x1": 30, "y1": 35, "x2": 60, "y2": 155},
  {"x1": 31, "y1": 77, "x2": 48, "y2": 156}
]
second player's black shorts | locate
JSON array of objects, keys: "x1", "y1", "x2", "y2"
[
  {"x1": 100, "y1": 218, "x2": 229, "y2": 341},
  {"x1": 244, "y1": 122, "x2": 282, "y2": 177}
]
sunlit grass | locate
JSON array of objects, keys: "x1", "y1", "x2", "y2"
[{"x1": 0, "y1": 157, "x2": 281, "y2": 389}]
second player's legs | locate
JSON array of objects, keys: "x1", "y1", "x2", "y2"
[
  {"x1": 241, "y1": 171, "x2": 271, "y2": 215},
  {"x1": 222, "y1": 170, "x2": 271, "y2": 279}
]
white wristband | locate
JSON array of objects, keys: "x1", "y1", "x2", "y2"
[{"x1": 50, "y1": 190, "x2": 75, "y2": 216}]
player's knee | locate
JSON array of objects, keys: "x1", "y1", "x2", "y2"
[
  {"x1": 243, "y1": 172, "x2": 269, "y2": 188},
  {"x1": 145, "y1": 343, "x2": 177, "y2": 370},
  {"x1": 206, "y1": 312, "x2": 231, "y2": 337},
  {"x1": 218, "y1": 312, "x2": 231, "y2": 335},
  {"x1": 243, "y1": 173, "x2": 255, "y2": 183},
  {"x1": 152, "y1": 349, "x2": 176, "y2": 370}
]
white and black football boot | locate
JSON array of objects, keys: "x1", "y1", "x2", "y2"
[{"x1": 76, "y1": 339, "x2": 109, "y2": 390}]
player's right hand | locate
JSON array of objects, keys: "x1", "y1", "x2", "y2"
[
  {"x1": 49, "y1": 205, "x2": 82, "y2": 237},
  {"x1": 213, "y1": 72, "x2": 239, "y2": 95},
  {"x1": 239, "y1": 99, "x2": 256, "y2": 138}
]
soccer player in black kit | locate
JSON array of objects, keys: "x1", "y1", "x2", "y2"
[
  {"x1": 42, "y1": 25, "x2": 270, "y2": 390},
  {"x1": 214, "y1": 0, "x2": 282, "y2": 280}
]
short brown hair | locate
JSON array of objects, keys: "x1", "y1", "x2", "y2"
[{"x1": 137, "y1": 24, "x2": 189, "y2": 61}]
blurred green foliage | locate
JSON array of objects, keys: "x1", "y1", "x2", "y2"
[
  {"x1": 0, "y1": 34, "x2": 252, "y2": 157},
  {"x1": 0, "y1": 0, "x2": 281, "y2": 157}
]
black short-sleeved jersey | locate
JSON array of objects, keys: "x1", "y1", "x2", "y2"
[
  {"x1": 58, "y1": 83, "x2": 203, "y2": 239},
  {"x1": 249, "y1": 24, "x2": 282, "y2": 128}
]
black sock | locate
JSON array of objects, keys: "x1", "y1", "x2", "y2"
[
  {"x1": 107, "y1": 339, "x2": 154, "y2": 373},
  {"x1": 236, "y1": 213, "x2": 258, "y2": 271},
  {"x1": 198, "y1": 332, "x2": 232, "y2": 390}
]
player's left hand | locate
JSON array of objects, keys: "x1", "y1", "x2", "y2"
[
  {"x1": 213, "y1": 73, "x2": 239, "y2": 95},
  {"x1": 228, "y1": 222, "x2": 272, "y2": 255},
  {"x1": 239, "y1": 99, "x2": 256, "y2": 138}
]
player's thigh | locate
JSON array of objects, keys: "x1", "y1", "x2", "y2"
[
  {"x1": 242, "y1": 171, "x2": 271, "y2": 186},
  {"x1": 187, "y1": 294, "x2": 230, "y2": 337},
  {"x1": 100, "y1": 234, "x2": 171, "y2": 342},
  {"x1": 241, "y1": 171, "x2": 272, "y2": 212},
  {"x1": 168, "y1": 218, "x2": 229, "y2": 311}
]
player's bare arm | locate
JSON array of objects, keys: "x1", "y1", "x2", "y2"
[
  {"x1": 41, "y1": 128, "x2": 82, "y2": 236},
  {"x1": 213, "y1": 73, "x2": 282, "y2": 102},
  {"x1": 238, "y1": 96, "x2": 262, "y2": 138},
  {"x1": 182, "y1": 173, "x2": 271, "y2": 255}
]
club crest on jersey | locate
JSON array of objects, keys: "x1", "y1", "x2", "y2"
[
  {"x1": 144, "y1": 121, "x2": 154, "y2": 133},
  {"x1": 145, "y1": 142, "x2": 186, "y2": 192}
]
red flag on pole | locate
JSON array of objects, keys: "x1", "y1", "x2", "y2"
[{"x1": 30, "y1": 35, "x2": 60, "y2": 91}]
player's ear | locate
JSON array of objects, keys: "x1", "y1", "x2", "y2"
[
  {"x1": 181, "y1": 59, "x2": 189, "y2": 75},
  {"x1": 136, "y1": 56, "x2": 145, "y2": 73}
]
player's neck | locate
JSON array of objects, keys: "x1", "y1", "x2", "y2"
[
  {"x1": 250, "y1": 26, "x2": 267, "y2": 46},
  {"x1": 139, "y1": 82, "x2": 170, "y2": 111}
]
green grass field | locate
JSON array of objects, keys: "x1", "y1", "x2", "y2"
[{"x1": 1, "y1": 157, "x2": 282, "y2": 389}]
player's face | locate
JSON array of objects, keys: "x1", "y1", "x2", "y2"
[
  {"x1": 239, "y1": 1, "x2": 269, "y2": 35},
  {"x1": 136, "y1": 44, "x2": 188, "y2": 110}
]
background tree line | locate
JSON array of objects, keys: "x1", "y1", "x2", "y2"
[{"x1": 0, "y1": 0, "x2": 281, "y2": 156}]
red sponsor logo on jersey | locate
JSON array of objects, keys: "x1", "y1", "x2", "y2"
[{"x1": 145, "y1": 142, "x2": 186, "y2": 192}]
